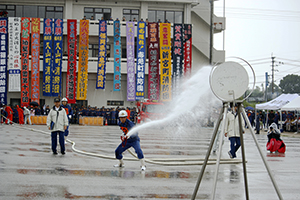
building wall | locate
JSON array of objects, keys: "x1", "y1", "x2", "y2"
[{"x1": 5, "y1": 0, "x2": 225, "y2": 107}]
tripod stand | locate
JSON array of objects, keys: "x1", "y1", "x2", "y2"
[{"x1": 191, "y1": 101, "x2": 283, "y2": 200}]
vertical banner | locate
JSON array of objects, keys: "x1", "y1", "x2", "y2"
[
  {"x1": 66, "y1": 19, "x2": 77, "y2": 104},
  {"x1": 42, "y1": 18, "x2": 52, "y2": 96},
  {"x1": 76, "y1": 20, "x2": 89, "y2": 100},
  {"x1": 184, "y1": 24, "x2": 192, "y2": 77},
  {"x1": 0, "y1": 18, "x2": 8, "y2": 105},
  {"x1": 113, "y1": 20, "x2": 121, "y2": 91},
  {"x1": 148, "y1": 22, "x2": 160, "y2": 101},
  {"x1": 8, "y1": 17, "x2": 21, "y2": 92},
  {"x1": 135, "y1": 21, "x2": 146, "y2": 100},
  {"x1": 20, "y1": 17, "x2": 30, "y2": 107},
  {"x1": 52, "y1": 19, "x2": 63, "y2": 96},
  {"x1": 31, "y1": 18, "x2": 40, "y2": 103},
  {"x1": 172, "y1": 24, "x2": 184, "y2": 97},
  {"x1": 159, "y1": 23, "x2": 172, "y2": 102},
  {"x1": 96, "y1": 20, "x2": 107, "y2": 89},
  {"x1": 126, "y1": 22, "x2": 135, "y2": 101}
]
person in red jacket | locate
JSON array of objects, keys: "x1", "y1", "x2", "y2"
[
  {"x1": 4, "y1": 104, "x2": 13, "y2": 124},
  {"x1": 17, "y1": 105, "x2": 24, "y2": 124},
  {"x1": 126, "y1": 107, "x2": 130, "y2": 120}
]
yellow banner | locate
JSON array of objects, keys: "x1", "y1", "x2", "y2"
[
  {"x1": 77, "y1": 20, "x2": 89, "y2": 100},
  {"x1": 159, "y1": 23, "x2": 172, "y2": 102}
]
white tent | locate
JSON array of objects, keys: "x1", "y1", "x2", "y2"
[
  {"x1": 255, "y1": 93, "x2": 299, "y2": 110},
  {"x1": 281, "y1": 96, "x2": 300, "y2": 111}
]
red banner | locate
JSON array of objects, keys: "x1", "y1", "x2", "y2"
[
  {"x1": 21, "y1": 17, "x2": 30, "y2": 107},
  {"x1": 184, "y1": 24, "x2": 192, "y2": 77},
  {"x1": 67, "y1": 19, "x2": 77, "y2": 104},
  {"x1": 148, "y1": 22, "x2": 160, "y2": 100},
  {"x1": 31, "y1": 18, "x2": 40, "y2": 103}
]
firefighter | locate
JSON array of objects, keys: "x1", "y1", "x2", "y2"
[
  {"x1": 61, "y1": 97, "x2": 73, "y2": 142},
  {"x1": 114, "y1": 110, "x2": 146, "y2": 171}
]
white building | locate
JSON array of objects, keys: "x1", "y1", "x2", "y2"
[{"x1": 3, "y1": 0, "x2": 225, "y2": 108}]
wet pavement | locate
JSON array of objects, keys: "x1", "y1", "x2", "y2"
[{"x1": 0, "y1": 123, "x2": 300, "y2": 199}]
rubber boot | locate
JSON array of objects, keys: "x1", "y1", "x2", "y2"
[
  {"x1": 114, "y1": 159, "x2": 124, "y2": 168},
  {"x1": 140, "y1": 158, "x2": 146, "y2": 171}
]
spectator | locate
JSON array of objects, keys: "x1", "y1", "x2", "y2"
[
  {"x1": 83, "y1": 16, "x2": 86, "y2": 20},
  {"x1": 122, "y1": 16, "x2": 126, "y2": 21},
  {"x1": 91, "y1": 16, "x2": 94, "y2": 20},
  {"x1": 133, "y1": 18, "x2": 137, "y2": 22}
]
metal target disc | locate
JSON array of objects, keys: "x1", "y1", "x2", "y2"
[{"x1": 210, "y1": 61, "x2": 249, "y2": 101}]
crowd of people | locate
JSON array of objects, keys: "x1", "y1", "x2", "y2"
[
  {"x1": 246, "y1": 110, "x2": 300, "y2": 133},
  {"x1": 0, "y1": 102, "x2": 137, "y2": 126}
]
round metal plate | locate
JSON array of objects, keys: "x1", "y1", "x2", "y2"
[{"x1": 210, "y1": 61, "x2": 249, "y2": 101}]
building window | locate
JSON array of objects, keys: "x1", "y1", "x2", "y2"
[
  {"x1": 107, "y1": 100, "x2": 124, "y2": 106},
  {"x1": 0, "y1": 5, "x2": 63, "y2": 18},
  {"x1": 89, "y1": 44, "x2": 111, "y2": 58},
  {"x1": 123, "y1": 9, "x2": 139, "y2": 21},
  {"x1": 148, "y1": 10, "x2": 183, "y2": 23},
  {"x1": 84, "y1": 7, "x2": 111, "y2": 20}
]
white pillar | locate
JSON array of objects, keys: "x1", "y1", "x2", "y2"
[
  {"x1": 140, "y1": 2, "x2": 148, "y2": 21},
  {"x1": 184, "y1": 4, "x2": 191, "y2": 24},
  {"x1": 65, "y1": 0, "x2": 73, "y2": 19}
]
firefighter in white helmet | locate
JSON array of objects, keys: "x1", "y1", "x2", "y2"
[
  {"x1": 61, "y1": 97, "x2": 73, "y2": 143},
  {"x1": 114, "y1": 110, "x2": 146, "y2": 171}
]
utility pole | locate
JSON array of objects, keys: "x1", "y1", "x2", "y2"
[
  {"x1": 209, "y1": 0, "x2": 214, "y2": 65},
  {"x1": 265, "y1": 72, "x2": 268, "y2": 101},
  {"x1": 271, "y1": 54, "x2": 275, "y2": 94}
]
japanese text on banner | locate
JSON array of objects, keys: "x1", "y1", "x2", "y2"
[
  {"x1": 113, "y1": 20, "x2": 121, "y2": 91},
  {"x1": 172, "y1": 24, "x2": 183, "y2": 98},
  {"x1": 0, "y1": 18, "x2": 8, "y2": 105},
  {"x1": 135, "y1": 21, "x2": 146, "y2": 100},
  {"x1": 52, "y1": 18, "x2": 63, "y2": 96},
  {"x1": 21, "y1": 17, "x2": 30, "y2": 107},
  {"x1": 8, "y1": 17, "x2": 21, "y2": 92},
  {"x1": 67, "y1": 19, "x2": 77, "y2": 103},
  {"x1": 97, "y1": 20, "x2": 107, "y2": 89},
  {"x1": 42, "y1": 18, "x2": 52, "y2": 96},
  {"x1": 76, "y1": 20, "x2": 89, "y2": 100},
  {"x1": 184, "y1": 24, "x2": 192, "y2": 77},
  {"x1": 126, "y1": 22, "x2": 135, "y2": 101},
  {"x1": 31, "y1": 18, "x2": 40, "y2": 103},
  {"x1": 159, "y1": 23, "x2": 172, "y2": 102},
  {"x1": 148, "y1": 22, "x2": 160, "y2": 101}
]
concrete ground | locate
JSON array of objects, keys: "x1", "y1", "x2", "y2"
[{"x1": 0, "y1": 123, "x2": 299, "y2": 200}]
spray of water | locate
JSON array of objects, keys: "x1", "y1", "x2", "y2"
[{"x1": 127, "y1": 66, "x2": 221, "y2": 137}]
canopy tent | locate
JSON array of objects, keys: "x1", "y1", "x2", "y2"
[
  {"x1": 255, "y1": 93, "x2": 299, "y2": 110},
  {"x1": 281, "y1": 96, "x2": 300, "y2": 111}
]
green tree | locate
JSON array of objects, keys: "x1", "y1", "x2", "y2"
[{"x1": 279, "y1": 74, "x2": 300, "y2": 94}]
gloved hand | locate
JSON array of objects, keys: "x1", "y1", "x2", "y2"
[{"x1": 68, "y1": 115, "x2": 72, "y2": 119}]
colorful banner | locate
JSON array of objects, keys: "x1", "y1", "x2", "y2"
[
  {"x1": 159, "y1": 23, "x2": 172, "y2": 102},
  {"x1": 66, "y1": 19, "x2": 77, "y2": 104},
  {"x1": 148, "y1": 22, "x2": 160, "y2": 101},
  {"x1": 113, "y1": 20, "x2": 121, "y2": 91},
  {"x1": 31, "y1": 18, "x2": 40, "y2": 103},
  {"x1": 20, "y1": 17, "x2": 30, "y2": 107},
  {"x1": 126, "y1": 22, "x2": 135, "y2": 101},
  {"x1": 52, "y1": 19, "x2": 63, "y2": 96},
  {"x1": 96, "y1": 20, "x2": 107, "y2": 89},
  {"x1": 0, "y1": 18, "x2": 8, "y2": 105},
  {"x1": 135, "y1": 21, "x2": 146, "y2": 100},
  {"x1": 76, "y1": 20, "x2": 89, "y2": 100},
  {"x1": 8, "y1": 17, "x2": 21, "y2": 92},
  {"x1": 42, "y1": 18, "x2": 52, "y2": 96},
  {"x1": 172, "y1": 24, "x2": 184, "y2": 97},
  {"x1": 184, "y1": 24, "x2": 192, "y2": 77}
]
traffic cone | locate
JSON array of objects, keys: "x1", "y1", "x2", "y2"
[{"x1": 105, "y1": 119, "x2": 108, "y2": 126}]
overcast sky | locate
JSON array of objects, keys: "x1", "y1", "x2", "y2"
[{"x1": 214, "y1": 0, "x2": 300, "y2": 89}]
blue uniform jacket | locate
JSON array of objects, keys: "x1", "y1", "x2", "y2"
[{"x1": 118, "y1": 118, "x2": 139, "y2": 141}]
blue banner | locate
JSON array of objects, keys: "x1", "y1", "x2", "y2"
[
  {"x1": 43, "y1": 18, "x2": 52, "y2": 96},
  {"x1": 113, "y1": 20, "x2": 121, "y2": 91},
  {"x1": 135, "y1": 21, "x2": 146, "y2": 100},
  {"x1": 0, "y1": 18, "x2": 8, "y2": 105},
  {"x1": 52, "y1": 19, "x2": 63, "y2": 96},
  {"x1": 96, "y1": 20, "x2": 107, "y2": 89}
]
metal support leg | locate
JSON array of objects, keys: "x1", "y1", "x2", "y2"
[
  {"x1": 237, "y1": 103, "x2": 249, "y2": 200},
  {"x1": 211, "y1": 105, "x2": 228, "y2": 200},
  {"x1": 241, "y1": 107, "x2": 283, "y2": 200},
  {"x1": 191, "y1": 103, "x2": 226, "y2": 200}
]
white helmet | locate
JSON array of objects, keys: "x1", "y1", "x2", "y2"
[
  {"x1": 118, "y1": 110, "x2": 128, "y2": 118},
  {"x1": 61, "y1": 97, "x2": 68, "y2": 102}
]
